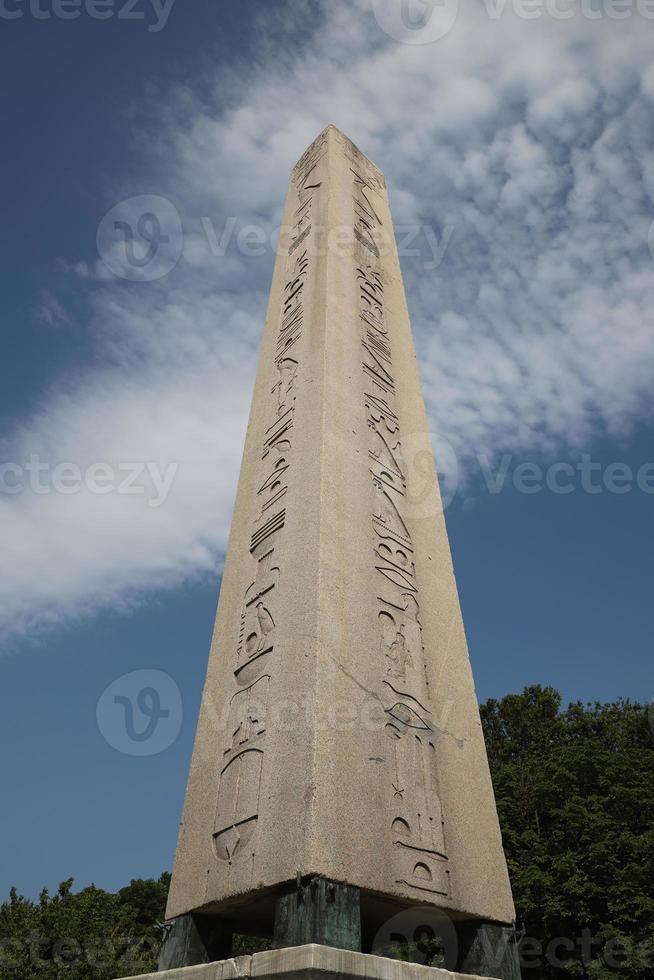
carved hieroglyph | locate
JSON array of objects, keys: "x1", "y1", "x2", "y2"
[{"x1": 166, "y1": 126, "x2": 515, "y2": 928}]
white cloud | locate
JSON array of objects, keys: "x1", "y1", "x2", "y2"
[
  {"x1": 2, "y1": 1, "x2": 654, "y2": 641},
  {"x1": 35, "y1": 292, "x2": 70, "y2": 328}
]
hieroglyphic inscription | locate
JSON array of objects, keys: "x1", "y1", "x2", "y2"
[
  {"x1": 289, "y1": 130, "x2": 327, "y2": 255},
  {"x1": 351, "y1": 162, "x2": 450, "y2": 899},
  {"x1": 212, "y1": 143, "x2": 321, "y2": 880},
  {"x1": 334, "y1": 127, "x2": 386, "y2": 195}
]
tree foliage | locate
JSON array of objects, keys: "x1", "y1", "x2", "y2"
[
  {"x1": 1, "y1": 689, "x2": 652, "y2": 978},
  {"x1": 481, "y1": 686, "x2": 654, "y2": 978},
  {"x1": 0, "y1": 874, "x2": 170, "y2": 978}
]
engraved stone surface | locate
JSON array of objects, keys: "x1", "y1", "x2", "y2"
[
  {"x1": 165, "y1": 125, "x2": 515, "y2": 928},
  {"x1": 117, "y1": 944, "x2": 498, "y2": 980}
]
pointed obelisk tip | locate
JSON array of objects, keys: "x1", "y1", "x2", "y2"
[
  {"x1": 319, "y1": 122, "x2": 366, "y2": 151},
  {"x1": 294, "y1": 124, "x2": 385, "y2": 183},
  {"x1": 321, "y1": 122, "x2": 344, "y2": 138}
]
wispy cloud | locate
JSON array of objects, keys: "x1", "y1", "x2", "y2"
[
  {"x1": 2, "y1": 1, "x2": 653, "y2": 641},
  {"x1": 35, "y1": 292, "x2": 71, "y2": 329}
]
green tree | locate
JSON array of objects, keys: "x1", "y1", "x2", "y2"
[
  {"x1": 1, "y1": 690, "x2": 652, "y2": 979},
  {"x1": 481, "y1": 687, "x2": 654, "y2": 978},
  {"x1": 0, "y1": 874, "x2": 170, "y2": 978}
]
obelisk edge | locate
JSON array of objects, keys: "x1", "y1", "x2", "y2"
[{"x1": 292, "y1": 124, "x2": 386, "y2": 187}]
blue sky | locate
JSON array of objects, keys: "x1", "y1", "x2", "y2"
[{"x1": 1, "y1": 0, "x2": 653, "y2": 902}]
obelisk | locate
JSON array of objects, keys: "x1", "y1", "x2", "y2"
[{"x1": 156, "y1": 126, "x2": 519, "y2": 979}]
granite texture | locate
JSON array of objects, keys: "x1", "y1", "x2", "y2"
[{"x1": 165, "y1": 126, "x2": 515, "y2": 927}]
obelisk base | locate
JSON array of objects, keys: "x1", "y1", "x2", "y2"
[
  {"x1": 456, "y1": 923, "x2": 521, "y2": 980},
  {"x1": 115, "y1": 942, "x2": 508, "y2": 980},
  {"x1": 157, "y1": 913, "x2": 233, "y2": 971},
  {"x1": 273, "y1": 877, "x2": 361, "y2": 950}
]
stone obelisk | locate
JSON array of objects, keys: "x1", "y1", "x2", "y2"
[{"x1": 155, "y1": 126, "x2": 519, "y2": 980}]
